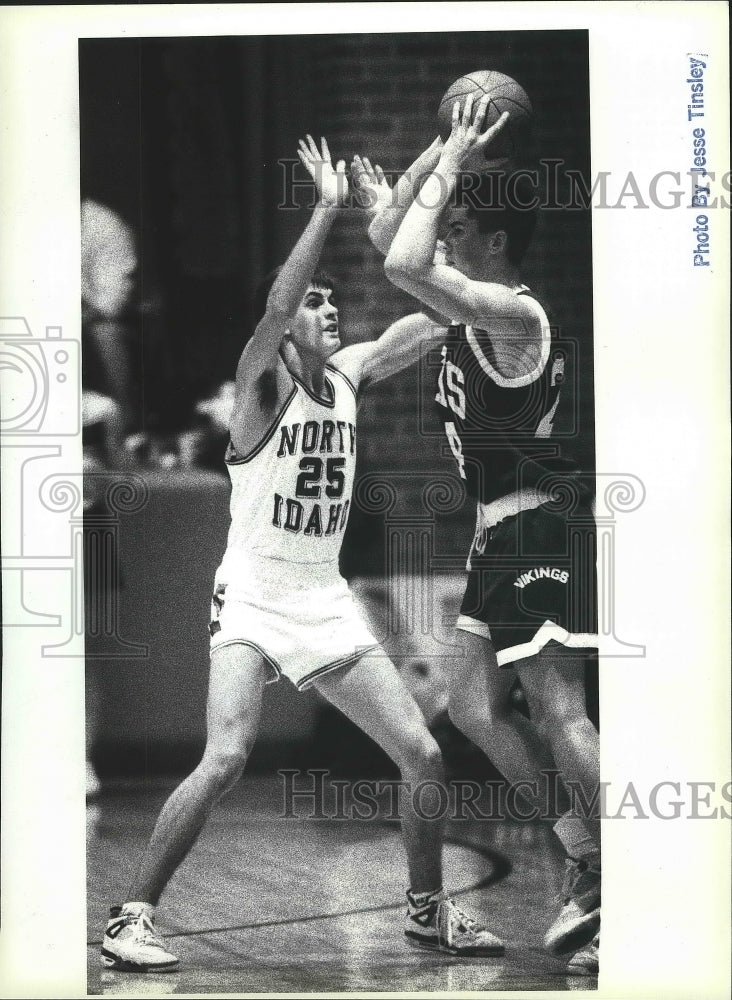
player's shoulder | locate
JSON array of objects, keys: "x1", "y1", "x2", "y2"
[
  {"x1": 229, "y1": 354, "x2": 297, "y2": 457},
  {"x1": 326, "y1": 344, "x2": 370, "y2": 395},
  {"x1": 513, "y1": 285, "x2": 553, "y2": 325},
  {"x1": 462, "y1": 277, "x2": 542, "y2": 331},
  {"x1": 468, "y1": 286, "x2": 552, "y2": 385}
]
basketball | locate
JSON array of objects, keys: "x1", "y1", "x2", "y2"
[{"x1": 437, "y1": 70, "x2": 534, "y2": 160}]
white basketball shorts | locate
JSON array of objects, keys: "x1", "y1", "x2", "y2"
[{"x1": 208, "y1": 555, "x2": 379, "y2": 690}]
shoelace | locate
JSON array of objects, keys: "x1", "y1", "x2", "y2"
[
  {"x1": 130, "y1": 912, "x2": 165, "y2": 949},
  {"x1": 445, "y1": 899, "x2": 480, "y2": 933},
  {"x1": 559, "y1": 858, "x2": 581, "y2": 902},
  {"x1": 557, "y1": 858, "x2": 601, "y2": 905}
]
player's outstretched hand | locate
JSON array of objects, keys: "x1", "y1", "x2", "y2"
[
  {"x1": 442, "y1": 94, "x2": 509, "y2": 167},
  {"x1": 351, "y1": 155, "x2": 392, "y2": 215},
  {"x1": 298, "y1": 135, "x2": 348, "y2": 207}
]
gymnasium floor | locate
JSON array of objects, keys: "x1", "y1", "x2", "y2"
[{"x1": 87, "y1": 775, "x2": 598, "y2": 995}]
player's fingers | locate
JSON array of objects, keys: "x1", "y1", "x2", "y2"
[
  {"x1": 335, "y1": 159, "x2": 346, "y2": 176},
  {"x1": 306, "y1": 134, "x2": 320, "y2": 158},
  {"x1": 362, "y1": 156, "x2": 375, "y2": 179},
  {"x1": 452, "y1": 99, "x2": 461, "y2": 130},
  {"x1": 321, "y1": 136, "x2": 332, "y2": 162},
  {"x1": 462, "y1": 92, "x2": 475, "y2": 127},
  {"x1": 297, "y1": 149, "x2": 314, "y2": 175},
  {"x1": 473, "y1": 94, "x2": 491, "y2": 131},
  {"x1": 298, "y1": 138, "x2": 312, "y2": 159},
  {"x1": 375, "y1": 164, "x2": 386, "y2": 185},
  {"x1": 478, "y1": 110, "x2": 510, "y2": 146}
]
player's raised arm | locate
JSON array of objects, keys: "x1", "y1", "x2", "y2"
[
  {"x1": 231, "y1": 136, "x2": 347, "y2": 452},
  {"x1": 352, "y1": 150, "x2": 451, "y2": 328},
  {"x1": 351, "y1": 138, "x2": 443, "y2": 256},
  {"x1": 383, "y1": 97, "x2": 533, "y2": 327},
  {"x1": 236, "y1": 136, "x2": 346, "y2": 383}
]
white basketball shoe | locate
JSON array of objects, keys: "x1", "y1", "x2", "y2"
[
  {"x1": 567, "y1": 932, "x2": 599, "y2": 976},
  {"x1": 544, "y1": 856, "x2": 601, "y2": 955},
  {"x1": 405, "y1": 888, "x2": 505, "y2": 956},
  {"x1": 101, "y1": 903, "x2": 179, "y2": 972}
]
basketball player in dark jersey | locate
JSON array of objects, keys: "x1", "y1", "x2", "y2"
[
  {"x1": 356, "y1": 95, "x2": 600, "y2": 971},
  {"x1": 100, "y1": 135, "x2": 504, "y2": 972}
]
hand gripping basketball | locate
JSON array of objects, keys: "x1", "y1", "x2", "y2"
[{"x1": 442, "y1": 93, "x2": 510, "y2": 168}]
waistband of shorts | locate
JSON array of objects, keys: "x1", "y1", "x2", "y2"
[{"x1": 477, "y1": 489, "x2": 554, "y2": 530}]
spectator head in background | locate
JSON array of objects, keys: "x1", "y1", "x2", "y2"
[
  {"x1": 81, "y1": 198, "x2": 138, "y2": 465},
  {"x1": 81, "y1": 198, "x2": 137, "y2": 319}
]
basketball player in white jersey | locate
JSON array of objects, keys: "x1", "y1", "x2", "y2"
[
  {"x1": 101, "y1": 135, "x2": 505, "y2": 972},
  {"x1": 354, "y1": 98, "x2": 600, "y2": 974}
]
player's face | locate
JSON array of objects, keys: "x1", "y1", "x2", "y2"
[
  {"x1": 288, "y1": 285, "x2": 340, "y2": 360},
  {"x1": 443, "y1": 207, "x2": 494, "y2": 280}
]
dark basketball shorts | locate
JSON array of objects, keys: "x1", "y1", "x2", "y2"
[{"x1": 457, "y1": 499, "x2": 598, "y2": 667}]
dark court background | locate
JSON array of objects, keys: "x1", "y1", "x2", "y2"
[{"x1": 80, "y1": 31, "x2": 596, "y2": 776}]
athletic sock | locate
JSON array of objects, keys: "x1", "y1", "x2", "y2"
[
  {"x1": 120, "y1": 901, "x2": 156, "y2": 919},
  {"x1": 553, "y1": 813, "x2": 599, "y2": 862},
  {"x1": 407, "y1": 887, "x2": 444, "y2": 907}
]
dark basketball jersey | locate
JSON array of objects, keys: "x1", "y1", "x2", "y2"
[{"x1": 434, "y1": 287, "x2": 589, "y2": 505}]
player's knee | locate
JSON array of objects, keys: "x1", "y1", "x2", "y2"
[
  {"x1": 447, "y1": 690, "x2": 473, "y2": 738},
  {"x1": 202, "y1": 743, "x2": 251, "y2": 792},
  {"x1": 397, "y1": 727, "x2": 443, "y2": 781},
  {"x1": 447, "y1": 682, "x2": 509, "y2": 739},
  {"x1": 535, "y1": 700, "x2": 589, "y2": 747},
  {"x1": 447, "y1": 689, "x2": 479, "y2": 743},
  {"x1": 533, "y1": 708, "x2": 554, "y2": 747}
]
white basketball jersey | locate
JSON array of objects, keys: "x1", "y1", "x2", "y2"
[{"x1": 219, "y1": 364, "x2": 358, "y2": 576}]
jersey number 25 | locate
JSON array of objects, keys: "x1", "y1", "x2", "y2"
[{"x1": 296, "y1": 457, "x2": 346, "y2": 499}]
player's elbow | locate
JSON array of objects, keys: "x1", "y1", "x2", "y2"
[
  {"x1": 384, "y1": 254, "x2": 420, "y2": 287},
  {"x1": 367, "y1": 217, "x2": 389, "y2": 257},
  {"x1": 254, "y1": 301, "x2": 292, "y2": 342}
]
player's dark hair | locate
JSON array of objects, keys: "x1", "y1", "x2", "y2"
[
  {"x1": 252, "y1": 267, "x2": 336, "y2": 410},
  {"x1": 253, "y1": 266, "x2": 336, "y2": 322},
  {"x1": 460, "y1": 171, "x2": 538, "y2": 265}
]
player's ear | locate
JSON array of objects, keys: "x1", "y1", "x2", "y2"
[{"x1": 489, "y1": 230, "x2": 508, "y2": 256}]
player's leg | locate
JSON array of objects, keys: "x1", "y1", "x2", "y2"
[
  {"x1": 102, "y1": 643, "x2": 270, "y2": 972},
  {"x1": 313, "y1": 652, "x2": 504, "y2": 956},
  {"x1": 450, "y1": 513, "x2": 572, "y2": 816},
  {"x1": 514, "y1": 644, "x2": 600, "y2": 955},
  {"x1": 314, "y1": 652, "x2": 444, "y2": 892},
  {"x1": 446, "y1": 628, "x2": 570, "y2": 815},
  {"x1": 515, "y1": 645, "x2": 599, "y2": 845}
]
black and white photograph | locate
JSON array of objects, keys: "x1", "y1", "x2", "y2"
[
  {"x1": 0, "y1": 4, "x2": 729, "y2": 999},
  {"x1": 80, "y1": 27, "x2": 598, "y2": 993}
]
